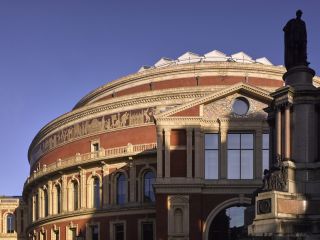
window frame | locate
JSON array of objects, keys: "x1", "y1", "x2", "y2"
[
  {"x1": 227, "y1": 132, "x2": 254, "y2": 179},
  {"x1": 110, "y1": 220, "x2": 126, "y2": 240},
  {"x1": 138, "y1": 219, "x2": 155, "y2": 240},
  {"x1": 204, "y1": 133, "x2": 220, "y2": 179},
  {"x1": 143, "y1": 171, "x2": 155, "y2": 203}
]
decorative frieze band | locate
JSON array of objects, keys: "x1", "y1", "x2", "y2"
[{"x1": 30, "y1": 107, "x2": 155, "y2": 165}]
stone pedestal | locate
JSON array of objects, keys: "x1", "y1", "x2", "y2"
[{"x1": 249, "y1": 66, "x2": 320, "y2": 239}]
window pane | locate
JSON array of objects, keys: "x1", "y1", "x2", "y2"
[
  {"x1": 228, "y1": 150, "x2": 240, "y2": 179},
  {"x1": 205, "y1": 134, "x2": 218, "y2": 149},
  {"x1": 205, "y1": 150, "x2": 218, "y2": 179},
  {"x1": 228, "y1": 134, "x2": 240, "y2": 149},
  {"x1": 262, "y1": 133, "x2": 269, "y2": 149},
  {"x1": 7, "y1": 214, "x2": 14, "y2": 233},
  {"x1": 262, "y1": 150, "x2": 269, "y2": 172},
  {"x1": 241, "y1": 134, "x2": 253, "y2": 149},
  {"x1": 91, "y1": 226, "x2": 99, "y2": 240},
  {"x1": 144, "y1": 171, "x2": 155, "y2": 202},
  {"x1": 115, "y1": 224, "x2": 124, "y2": 240},
  {"x1": 93, "y1": 178, "x2": 100, "y2": 208},
  {"x1": 117, "y1": 174, "x2": 126, "y2": 205},
  {"x1": 73, "y1": 182, "x2": 78, "y2": 210},
  {"x1": 241, "y1": 150, "x2": 253, "y2": 179},
  {"x1": 142, "y1": 223, "x2": 153, "y2": 240}
]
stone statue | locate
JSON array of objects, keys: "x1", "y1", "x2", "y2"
[{"x1": 283, "y1": 10, "x2": 309, "y2": 70}]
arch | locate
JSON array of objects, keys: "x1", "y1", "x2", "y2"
[
  {"x1": 67, "y1": 177, "x2": 80, "y2": 211},
  {"x1": 137, "y1": 165, "x2": 156, "y2": 203},
  {"x1": 111, "y1": 169, "x2": 129, "y2": 204},
  {"x1": 86, "y1": 172, "x2": 102, "y2": 208},
  {"x1": 2, "y1": 211, "x2": 14, "y2": 234},
  {"x1": 202, "y1": 197, "x2": 251, "y2": 240}
]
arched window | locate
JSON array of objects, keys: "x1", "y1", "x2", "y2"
[
  {"x1": 7, "y1": 213, "x2": 15, "y2": 233},
  {"x1": 117, "y1": 173, "x2": 126, "y2": 205},
  {"x1": 73, "y1": 181, "x2": 79, "y2": 210},
  {"x1": 143, "y1": 171, "x2": 155, "y2": 202},
  {"x1": 55, "y1": 185, "x2": 61, "y2": 214},
  {"x1": 93, "y1": 178, "x2": 100, "y2": 208},
  {"x1": 44, "y1": 189, "x2": 49, "y2": 217},
  {"x1": 174, "y1": 208, "x2": 183, "y2": 234}
]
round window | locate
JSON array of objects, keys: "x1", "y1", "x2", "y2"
[{"x1": 232, "y1": 97, "x2": 249, "y2": 115}]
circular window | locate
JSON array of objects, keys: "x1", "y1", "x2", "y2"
[{"x1": 232, "y1": 97, "x2": 249, "y2": 115}]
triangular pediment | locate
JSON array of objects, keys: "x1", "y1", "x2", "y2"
[{"x1": 155, "y1": 83, "x2": 273, "y2": 119}]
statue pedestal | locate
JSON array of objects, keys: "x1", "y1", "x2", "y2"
[
  {"x1": 248, "y1": 190, "x2": 320, "y2": 239},
  {"x1": 283, "y1": 65, "x2": 315, "y2": 89}
]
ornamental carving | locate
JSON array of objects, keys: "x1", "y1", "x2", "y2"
[
  {"x1": 262, "y1": 155, "x2": 288, "y2": 192},
  {"x1": 257, "y1": 198, "x2": 271, "y2": 214},
  {"x1": 31, "y1": 108, "x2": 155, "y2": 164},
  {"x1": 203, "y1": 93, "x2": 268, "y2": 119}
]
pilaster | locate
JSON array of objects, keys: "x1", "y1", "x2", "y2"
[
  {"x1": 187, "y1": 128, "x2": 193, "y2": 178},
  {"x1": 80, "y1": 168, "x2": 87, "y2": 209},
  {"x1": 61, "y1": 175, "x2": 67, "y2": 212},
  {"x1": 156, "y1": 128, "x2": 163, "y2": 178},
  {"x1": 194, "y1": 128, "x2": 201, "y2": 178},
  {"x1": 48, "y1": 180, "x2": 53, "y2": 215},
  {"x1": 220, "y1": 126, "x2": 228, "y2": 179},
  {"x1": 129, "y1": 159, "x2": 136, "y2": 202},
  {"x1": 102, "y1": 163, "x2": 109, "y2": 207},
  {"x1": 255, "y1": 129, "x2": 263, "y2": 179},
  {"x1": 164, "y1": 128, "x2": 171, "y2": 178}
]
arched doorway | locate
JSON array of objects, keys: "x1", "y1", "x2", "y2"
[
  {"x1": 203, "y1": 197, "x2": 252, "y2": 240},
  {"x1": 208, "y1": 206, "x2": 248, "y2": 240}
]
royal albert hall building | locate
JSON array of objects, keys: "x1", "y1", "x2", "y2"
[{"x1": 22, "y1": 50, "x2": 320, "y2": 240}]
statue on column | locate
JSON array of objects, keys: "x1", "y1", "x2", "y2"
[{"x1": 283, "y1": 10, "x2": 309, "y2": 70}]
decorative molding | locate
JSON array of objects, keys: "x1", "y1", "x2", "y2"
[{"x1": 155, "y1": 82, "x2": 273, "y2": 119}]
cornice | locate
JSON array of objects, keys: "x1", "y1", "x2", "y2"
[
  {"x1": 155, "y1": 82, "x2": 273, "y2": 119},
  {"x1": 74, "y1": 62, "x2": 286, "y2": 109},
  {"x1": 27, "y1": 204, "x2": 155, "y2": 232}
]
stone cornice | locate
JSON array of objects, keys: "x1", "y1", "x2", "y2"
[
  {"x1": 74, "y1": 62, "x2": 286, "y2": 109},
  {"x1": 155, "y1": 82, "x2": 273, "y2": 119},
  {"x1": 27, "y1": 204, "x2": 155, "y2": 232}
]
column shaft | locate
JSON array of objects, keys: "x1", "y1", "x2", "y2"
[
  {"x1": 187, "y1": 129, "x2": 193, "y2": 178},
  {"x1": 276, "y1": 108, "x2": 282, "y2": 156},
  {"x1": 285, "y1": 105, "x2": 291, "y2": 159},
  {"x1": 164, "y1": 129, "x2": 171, "y2": 178},
  {"x1": 156, "y1": 129, "x2": 163, "y2": 178}
]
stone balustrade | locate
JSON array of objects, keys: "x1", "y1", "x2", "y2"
[{"x1": 25, "y1": 142, "x2": 157, "y2": 186}]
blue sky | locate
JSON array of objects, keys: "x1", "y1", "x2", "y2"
[{"x1": 0, "y1": 1, "x2": 319, "y2": 195}]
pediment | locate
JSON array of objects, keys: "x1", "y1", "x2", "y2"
[{"x1": 155, "y1": 83, "x2": 273, "y2": 119}]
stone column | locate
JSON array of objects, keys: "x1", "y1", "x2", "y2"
[
  {"x1": 102, "y1": 164, "x2": 109, "y2": 207},
  {"x1": 220, "y1": 127, "x2": 228, "y2": 179},
  {"x1": 284, "y1": 104, "x2": 291, "y2": 160},
  {"x1": 48, "y1": 180, "x2": 53, "y2": 215},
  {"x1": 62, "y1": 175, "x2": 67, "y2": 212},
  {"x1": 80, "y1": 168, "x2": 87, "y2": 209},
  {"x1": 129, "y1": 159, "x2": 136, "y2": 202},
  {"x1": 276, "y1": 108, "x2": 282, "y2": 156},
  {"x1": 187, "y1": 128, "x2": 193, "y2": 178},
  {"x1": 38, "y1": 188, "x2": 43, "y2": 218},
  {"x1": 156, "y1": 128, "x2": 163, "y2": 178},
  {"x1": 194, "y1": 128, "x2": 201, "y2": 178},
  {"x1": 164, "y1": 128, "x2": 171, "y2": 178},
  {"x1": 255, "y1": 129, "x2": 263, "y2": 179}
]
